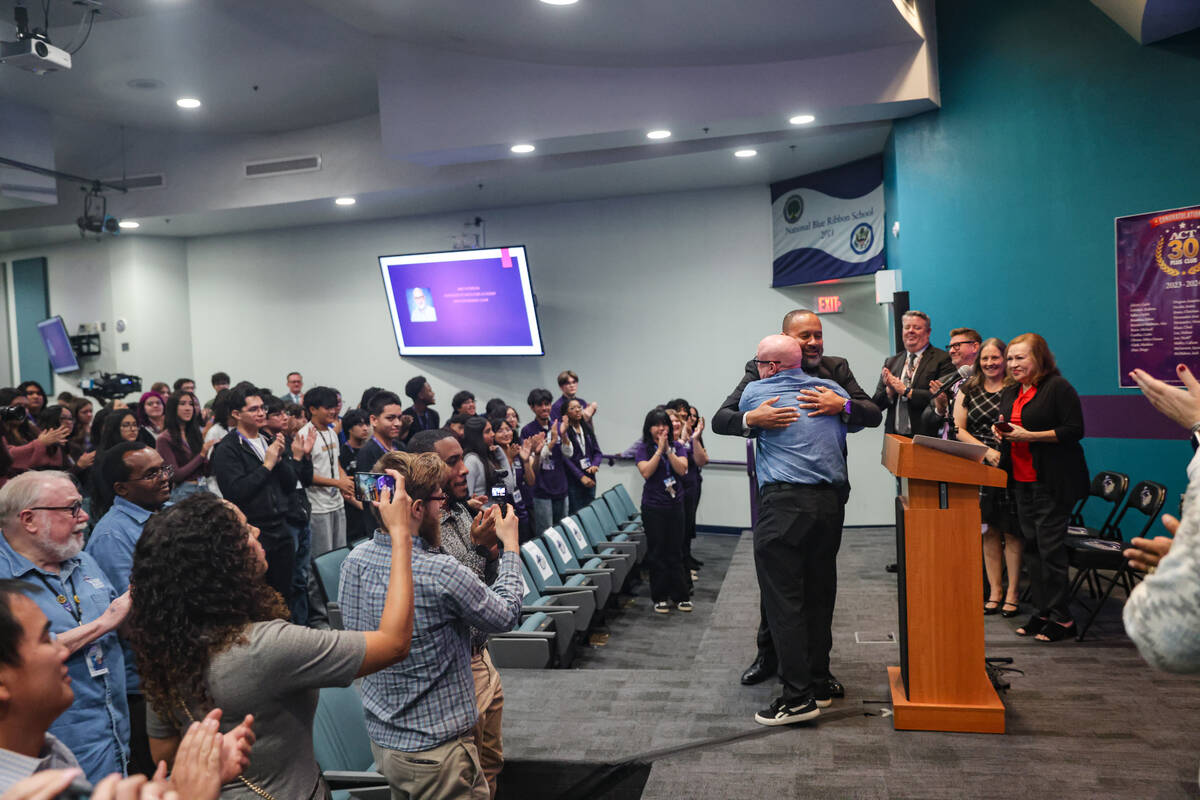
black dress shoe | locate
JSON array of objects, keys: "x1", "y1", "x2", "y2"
[
  {"x1": 822, "y1": 678, "x2": 845, "y2": 698},
  {"x1": 741, "y1": 655, "x2": 777, "y2": 685}
]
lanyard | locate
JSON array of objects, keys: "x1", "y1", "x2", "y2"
[
  {"x1": 238, "y1": 433, "x2": 266, "y2": 461},
  {"x1": 372, "y1": 435, "x2": 393, "y2": 453},
  {"x1": 318, "y1": 429, "x2": 338, "y2": 479},
  {"x1": 35, "y1": 571, "x2": 81, "y2": 625}
]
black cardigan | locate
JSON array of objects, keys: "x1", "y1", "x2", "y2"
[{"x1": 997, "y1": 374, "x2": 1089, "y2": 507}]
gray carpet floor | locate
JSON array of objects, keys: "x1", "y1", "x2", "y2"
[{"x1": 501, "y1": 529, "x2": 1200, "y2": 799}]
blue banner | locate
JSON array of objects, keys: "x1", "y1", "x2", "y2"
[{"x1": 771, "y1": 155, "x2": 886, "y2": 287}]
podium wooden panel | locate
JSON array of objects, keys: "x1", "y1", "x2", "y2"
[{"x1": 882, "y1": 434, "x2": 1007, "y2": 734}]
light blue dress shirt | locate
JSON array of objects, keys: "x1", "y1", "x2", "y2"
[
  {"x1": 85, "y1": 496, "x2": 158, "y2": 694},
  {"x1": 739, "y1": 367, "x2": 851, "y2": 489},
  {"x1": 0, "y1": 534, "x2": 129, "y2": 784}
]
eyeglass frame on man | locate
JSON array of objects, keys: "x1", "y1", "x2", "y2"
[
  {"x1": 128, "y1": 464, "x2": 175, "y2": 483},
  {"x1": 27, "y1": 501, "x2": 85, "y2": 518}
]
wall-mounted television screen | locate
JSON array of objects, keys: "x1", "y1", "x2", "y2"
[
  {"x1": 378, "y1": 245, "x2": 544, "y2": 356},
  {"x1": 37, "y1": 316, "x2": 79, "y2": 374}
]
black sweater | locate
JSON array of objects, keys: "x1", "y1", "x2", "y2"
[
  {"x1": 997, "y1": 374, "x2": 1090, "y2": 507},
  {"x1": 211, "y1": 429, "x2": 299, "y2": 535}
]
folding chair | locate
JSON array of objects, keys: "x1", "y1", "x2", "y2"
[{"x1": 1068, "y1": 470, "x2": 1129, "y2": 538}]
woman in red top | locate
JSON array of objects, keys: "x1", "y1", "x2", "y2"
[{"x1": 993, "y1": 333, "x2": 1089, "y2": 642}]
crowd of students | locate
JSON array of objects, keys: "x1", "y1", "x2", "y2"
[{"x1": 0, "y1": 365, "x2": 711, "y2": 799}]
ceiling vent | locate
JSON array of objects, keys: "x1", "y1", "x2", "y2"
[
  {"x1": 243, "y1": 154, "x2": 322, "y2": 179},
  {"x1": 101, "y1": 173, "x2": 166, "y2": 191}
]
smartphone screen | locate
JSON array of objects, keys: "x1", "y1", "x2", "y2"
[
  {"x1": 994, "y1": 421, "x2": 1013, "y2": 433},
  {"x1": 355, "y1": 472, "x2": 396, "y2": 503}
]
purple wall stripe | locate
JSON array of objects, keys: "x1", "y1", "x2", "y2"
[{"x1": 1080, "y1": 394, "x2": 1183, "y2": 440}]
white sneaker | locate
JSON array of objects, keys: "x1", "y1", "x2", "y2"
[
  {"x1": 676, "y1": 601, "x2": 693, "y2": 612},
  {"x1": 654, "y1": 601, "x2": 671, "y2": 614}
]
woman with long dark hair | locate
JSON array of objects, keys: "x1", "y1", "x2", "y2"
[
  {"x1": 635, "y1": 407, "x2": 691, "y2": 614},
  {"x1": 0, "y1": 395, "x2": 70, "y2": 484},
  {"x1": 955, "y1": 337, "x2": 1022, "y2": 617},
  {"x1": 563, "y1": 398, "x2": 603, "y2": 515},
  {"x1": 33, "y1": 404, "x2": 74, "y2": 470},
  {"x1": 993, "y1": 333, "x2": 1089, "y2": 642},
  {"x1": 15, "y1": 380, "x2": 46, "y2": 422},
  {"x1": 129, "y1": 486, "x2": 415, "y2": 800},
  {"x1": 158, "y1": 390, "x2": 215, "y2": 501},
  {"x1": 667, "y1": 399, "x2": 709, "y2": 574},
  {"x1": 462, "y1": 416, "x2": 501, "y2": 500},
  {"x1": 490, "y1": 416, "x2": 536, "y2": 541},
  {"x1": 92, "y1": 408, "x2": 142, "y2": 517}
]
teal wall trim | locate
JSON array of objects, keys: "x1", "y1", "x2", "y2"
[{"x1": 11, "y1": 257, "x2": 50, "y2": 389}]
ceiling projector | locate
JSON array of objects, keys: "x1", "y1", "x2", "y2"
[{"x1": 0, "y1": 38, "x2": 71, "y2": 74}]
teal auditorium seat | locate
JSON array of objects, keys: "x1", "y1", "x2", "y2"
[
  {"x1": 579, "y1": 505, "x2": 645, "y2": 561},
  {"x1": 520, "y1": 539, "x2": 599, "y2": 631},
  {"x1": 608, "y1": 484, "x2": 643, "y2": 523},
  {"x1": 517, "y1": 561, "x2": 578, "y2": 665},
  {"x1": 312, "y1": 685, "x2": 388, "y2": 800},
  {"x1": 313, "y1": 546, "x2": 351, "y2": 629},
  {"x1": 487, "y1": 609, "x2": 557, "y2": 669},
  {"x1": 540, "y1": 527, "x2": 615, "y2": 608},
  {"x1": 559, "y1": 517, "x2": 633, "y2": 588}
]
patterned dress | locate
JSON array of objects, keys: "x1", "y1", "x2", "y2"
[{"x1": 961, "y1": 383, "x2": 1015, "y2": 530}]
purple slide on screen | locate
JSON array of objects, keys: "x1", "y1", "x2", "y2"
[{"x1": 378, "y1": 246, "x2": 544, "y2": 356}]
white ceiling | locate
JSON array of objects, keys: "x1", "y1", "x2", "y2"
[{"x1": 0, "y1": 0, "x2": 935, "y2": 248}]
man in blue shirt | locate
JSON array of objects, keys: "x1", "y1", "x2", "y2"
[
  {"x1": 85, "y1": 441, "x2": 172, "y2": 777},
  {"x1": 0, "y1": 471, "x2": 130, "y2": 783},
  {"x1": 340, "y1": 451, "x2": 522, "y2": 800},
  {"x1": 739, "y1": 334, "x2": 853, "y2": 726}
]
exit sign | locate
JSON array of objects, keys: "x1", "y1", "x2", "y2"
[{"x1": 817, "y1": 295, "x2": 843, "y2": 314}]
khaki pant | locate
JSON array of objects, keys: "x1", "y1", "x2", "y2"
[
  {"x1": 370, "y1": 735, "x2": 488, "y2": 800},
  {"x1": 471, "y1": 648, "x2": 504, "y2": 798}
]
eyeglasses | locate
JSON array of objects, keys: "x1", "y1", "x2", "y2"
[
  {"x1": 947, "y1": 341, "x2": 979, "y2": 350},
  {"x1": 752, "y1": 359, "x2": 781, "y2": 367},
  {"x1": 426, "y1": 493, "x2": 448, "y2": 503},
  {"x1": 28, "y1": 501, "x2": 84, "y2": 518},
  {"x1": 132, "y1": 465, "x2": 175, "y2": 482}
]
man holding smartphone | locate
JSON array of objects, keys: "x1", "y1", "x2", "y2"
[{"x1": 341, "y1": 450, "x2": 522, "y2": 799}]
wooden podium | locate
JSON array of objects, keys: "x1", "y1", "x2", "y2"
[{"x1": 882, "y1": 434, "x2": 1008, "y2": 734}]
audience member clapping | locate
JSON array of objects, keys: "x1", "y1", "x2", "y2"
[
  {"x1": 128, "y1": 491, "x2": 413, "y2": 799},
  {"x1": 156, "y1": 391, "x2": 211, "y2": 502}
]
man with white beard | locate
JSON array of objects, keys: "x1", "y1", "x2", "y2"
[{"x1": 0, "y1": 471, "x2": 131, "y2": 784}]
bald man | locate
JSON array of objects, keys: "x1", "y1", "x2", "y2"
[
  {"x1": 739, "y1": 335, "x2": 855, "y2": 726},
  {"x1": 712, "y1": 309, "x2": 880, "y2": 687}
]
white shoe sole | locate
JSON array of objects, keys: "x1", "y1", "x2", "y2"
[
  {"x1": 754, "y1": 706, "x2": 821, "y2": 726},
  {"x1": 815, "y1": 698, "x2": 833, "y2": 709},
  {"x1": 654, "y1": 605, "x2": 671, "y2": 614}
]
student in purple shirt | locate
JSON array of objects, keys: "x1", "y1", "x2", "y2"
[
  {"x1": 550, "y1": 370, "x2": 598, "y2": 422},
  {"x1": 520, "y1": 389, "x2": 572, "y2": 536},
  {"x1": 563, "y1": 398, "x2": 602, "y2": 515},
  {"x1": 634, "y1": 408, "x2": 691, "y2": 614}
]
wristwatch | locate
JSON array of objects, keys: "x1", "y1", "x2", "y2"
[{"x1": 1189, "y1": 420, "x2": 1200, "y2": 451}]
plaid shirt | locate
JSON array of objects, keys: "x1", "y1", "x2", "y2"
[{"x1": 340, "y1": 531, "x2": 522, "y2": 752}]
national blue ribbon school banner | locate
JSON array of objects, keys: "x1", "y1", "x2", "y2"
[
  {"x1": 770, "y1": 155, "x2": 885, "y2": 287},
  {"x1": 1116, "y1": 204, "x2": 1200, "y2": 387}
]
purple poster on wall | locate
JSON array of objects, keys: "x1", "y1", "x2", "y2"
[
  {"x1": 1116, "y1": 204, "x2": 1200, "y2": 387},
  {"x1": 378, "y1": 245, "x2": 544, "y2": 356}
]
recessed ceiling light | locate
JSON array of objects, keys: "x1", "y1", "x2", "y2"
[
  {"x1": 118, "y1": 220, "x2": 140, "y2": 229},
  {"x1": 510, "y1": 143, "x2": 536, "y2": 154},
  {"x1": 334, "y1": 197, "x2": 356, "y2": 206},
  {"x1": 734, "y1": 149, "x2": 757, "y2": 158},
  {"x1": 176, "y1": 98, "x2": 201, "y2": 109},
  {"x1": 646, "y1": 129, "x2": 671, "y2": 140},
  {"x1": 540, "y1": 0, "x2": 578, "y2": 5},
  {"x1": 789, "y1": 114, "x2": 816, "y2": 125}
]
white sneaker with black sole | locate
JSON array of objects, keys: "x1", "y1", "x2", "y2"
[{"x1": 754, "y1": 697, "x2": 821, "y2": 726}]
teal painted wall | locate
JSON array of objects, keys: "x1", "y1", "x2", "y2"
[
  {"x1": 884, "y1": 0, "x2": 1200, "y2": 529},
  {"x1": 11, "y1": 257, "x2": 51, "y2": 389}
]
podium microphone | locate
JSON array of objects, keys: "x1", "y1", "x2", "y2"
[{"x1": 932, "y1": 364, "x2": 974, "y2": 396}]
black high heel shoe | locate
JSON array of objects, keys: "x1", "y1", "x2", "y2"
[
  {"x1": 1000, "y1": 602, "x2": 1020, "y2": 618},
  {"x1": 1036, "y1": 620, "x2": 1076, "y2": 642},
  {"x1": 1015, "y1": 615, "x2": 1047, "y2": 637}
]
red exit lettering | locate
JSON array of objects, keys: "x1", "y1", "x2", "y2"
[{"x1": 817, "y1": 295, "x2": 843, "y2": 314}]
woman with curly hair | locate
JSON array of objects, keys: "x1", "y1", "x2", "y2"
[{"x1": 128, "y1": 481, "x2": 415, "y2": 800}]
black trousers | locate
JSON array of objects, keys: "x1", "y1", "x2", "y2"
[
  {"x1": 753, "y1": 483, "x2": 844, "y2": 702},
  {"x1": 642, "y1": 503, "x2": 689, "y2": 603},
  {"x1": 1012, "y1": 480, "x2": 1073, "y2": 623},
  {"x1": 260, "y1": 524, "x2": 297, "y2": 608},
  {"x1": 126, "y1": 693, "x2": 155, "y2": 777}
]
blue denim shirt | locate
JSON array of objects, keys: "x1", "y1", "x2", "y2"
[
  {"x1": 85, "y1": 496, "x2": 157, "y2": 694},
  {"x1": 0, "y1": 533, "x2": 129, "y2": 784},
  {"x1": 739, "y1": 367, "x2": 851, "y2": 489}
]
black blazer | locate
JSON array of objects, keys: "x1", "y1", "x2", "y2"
[
  {"x1": 997, "y1": 374, "x2": 1089, "y2": 507},
  {"x1": 711, "y1": 355, "x2": 882, "y2": 437},
  {"x1": 870, "y1": 347, "x2": 953, "y2": 437}
]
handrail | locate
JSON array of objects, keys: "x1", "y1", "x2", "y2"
[{"x1": 601, "y1": 453, "x2": 747, "y2": 468}]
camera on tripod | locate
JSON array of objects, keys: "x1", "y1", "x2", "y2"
[{"x1": 79, "y1": 372, "x2": 142, "y2": 401}]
